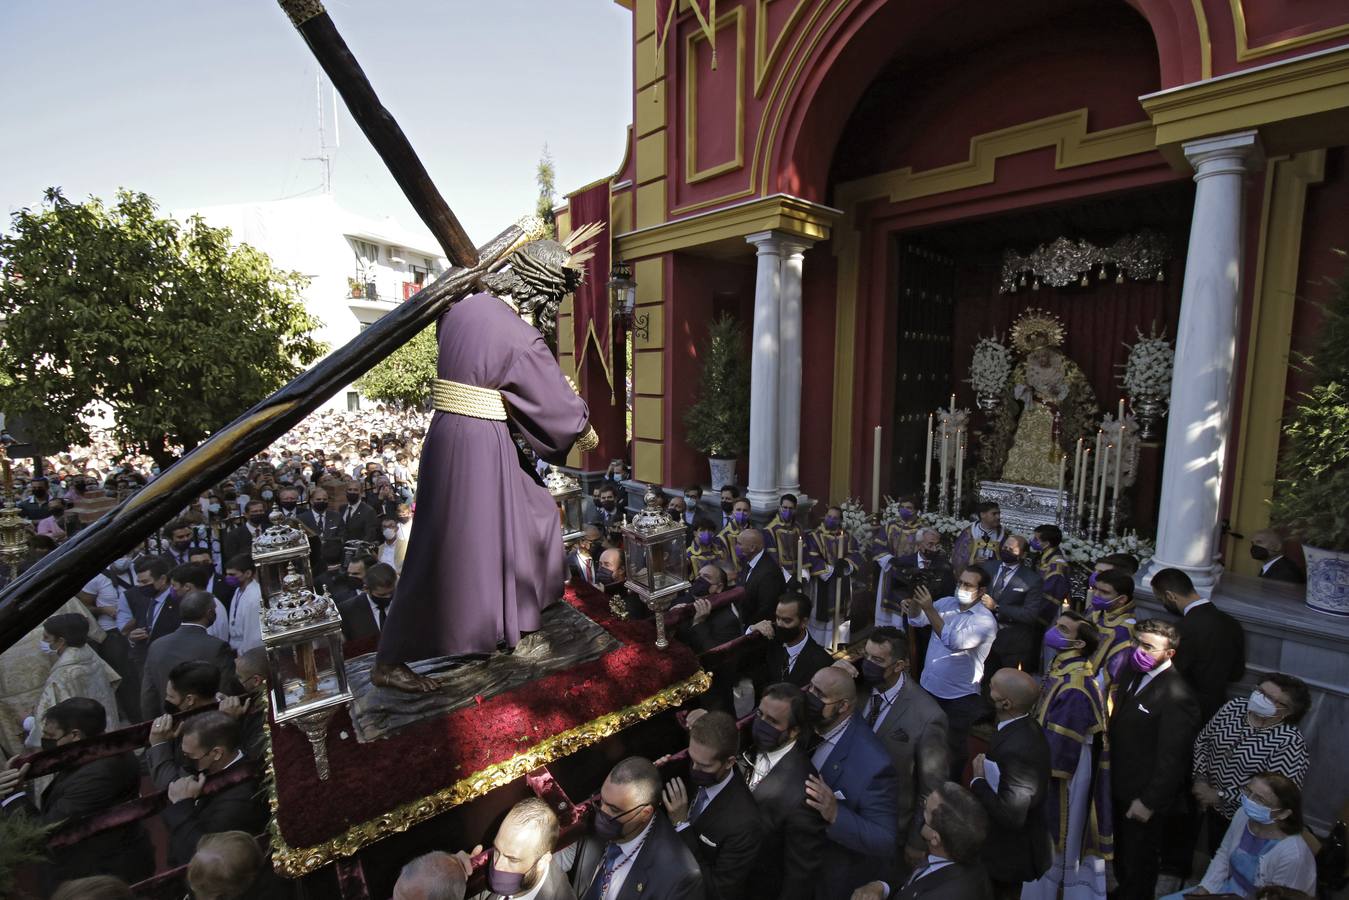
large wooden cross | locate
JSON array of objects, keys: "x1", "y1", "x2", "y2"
[{"x1": 0, "y1": 0, "x2": 540, "y2": 649}]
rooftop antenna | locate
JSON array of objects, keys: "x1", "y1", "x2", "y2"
[{"x1": 303, "y1": 73, "x2": 338, "y2": 194}]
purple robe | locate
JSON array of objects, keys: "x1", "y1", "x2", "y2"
[
  {"x1": 1036, "y1": 656, "x2": 1113, "y2": 860},
  {"x1": 376, "y1": 294, "x2": 589, "y2": 662}
]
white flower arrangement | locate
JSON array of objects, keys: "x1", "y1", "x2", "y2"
[
  {"x1": 839, "y1": 498, "x2": 876, "y2": 548},
  {"x1": 919, "y1": 512, "x2": 970, "y2": 538},
  {"x1": 969, "y1": 336, "x2": 1013, "y2": 396},
  {"x1": 1060, "y1": 531, "x2": 1155, "y2": 567},
  {"x1": 880, "y1": 496, "x2": 906, "y2": 529},
  {"x1": 1120, "y1": 326, "x2": 1174, "y2": 398}
]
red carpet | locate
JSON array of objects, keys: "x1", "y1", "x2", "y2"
[{"x1": 265, "y1": 582, "x2": 706, "y2": 874}]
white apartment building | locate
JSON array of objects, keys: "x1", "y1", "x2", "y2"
[{"x1": 178, "y1": 194, "x2": 448, "y2": 412}]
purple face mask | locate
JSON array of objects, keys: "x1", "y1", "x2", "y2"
[
  {"x1": 1130, "y1": 646, "x2": 1159, "y2": 672},
  {"x1": 779, "y1": 507, "x2": 794, "y2": 522},
  {"x1": 1044, "y1": 626, "x2": 1075, "y2": 651},
  {"x1": 824, "y1": 516, "x2": 841, "y2": 530},
  {"x1": 1089, "y1": 591, "x2": 1114, "y2": 611},
  {"x1": 898, "y1": 507, "x2": 915, "y2": 522},
  {"x1": 1088, "y1": 571, "x2": 1099, "y2": 588},
  {"x1": 697, "y1": 531, "x2": 714, "y2": 547},
  {"x1": 733, "y1": 510, "x2": 750, "y2": 526},
  {"x1": 1029, "y1": 538, "x2": 1043, "y2": 553}
]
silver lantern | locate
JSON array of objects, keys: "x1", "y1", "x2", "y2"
[
  {"x1": 544, "y1": 466, "x2": 585, "y2": 543},
  {"x1": 620, "y1": 488, "x2": 690, "y2": 649}
]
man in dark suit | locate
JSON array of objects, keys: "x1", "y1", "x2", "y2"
[
  {"x1": 147, "y1": 660, "x2": 229, "y2": 790},
  {"x1": 842, "y1": 626, "x2": 948, "y2": 868},
  {"x1": 141, "y1": 590, "x2": 237, "y2": 720},
  {"x1": 130, "y1": 554, "x2": 182, "y2": 656},
  {"x1": 161, "y1": 711, "x2": 269, "y2": 866},
  {"x1": 1151, "y1": 567, "x2": 1247, "y2": 723},
  {"x1": 187, "y1": 545, "x2": 236, "y2": 610},
  {"x1": 0, "y1": 698, "x2": 154, "y2": 891},
  {"x1": 980, "y1": 535, "x2": 1050, "y2": 676},
  {"x1": 336, "y1": 479, "x2": 381, "y2": 545},
  {"x1": 852, "y1": 782, "x2": 993, "y2": 900},
  {"x1": 338, "y1": 562, "x2": 397, "y2": 641},
  {"x1": 735, "y1": 528, "x2": 789, "y2": 628},
  {"x1": 1107, "y1": 618, "x2": 1202, "y2": 900},
  {"x1": 743, "y1": 682, "x2": 827, "y2": 900},
  {"x1": 672, "y1": 565, "x2": 742, "y2": 712},
  {"x1": 805, "y1": 666, "x2": 901, "y2": 898},
  {"x1": 569, "y1": 756, "x2": 703, "y2": 900},
  {"x1": 662, "y1": 711, "x2": 762, "y2": 900},
  {"x1": 969, "y1": 668, "x2": 1051, "y2": 899},
  {"x1": 478, "y1": 797, "x2": 576, "y2": 899},
  {"x1": 567, "y1": 524, "x2": 605, "y2": 587},
  {"x1": 297, "y1": 486, "x2": 343, "y2": 572},
  {"x1": 222, "y1": 499, "x2": 270, "y2": 563},
  {"x1": 750, "y1": 592, "x2": 833, "y2": 692},
  {"x1": 1250, "y1": 529, "x2": 1305, "y2": 584}
]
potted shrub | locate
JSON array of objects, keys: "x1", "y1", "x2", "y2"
[
  {"x1": 683, "y1": 313, "x2": 751, "y2": 490},
  {"x1": 1271, "y1": 251, "x2": 1349, "y2": 615}
]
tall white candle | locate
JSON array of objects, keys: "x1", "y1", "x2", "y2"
[
  {"x1": 871, "y1": 425, "x2": 882, "y2": 512},
  {"x1": 954, "y1": 427, "x2": 964, "y2": 512},
  {"x1": 1112, "y1": 420, "x2": 1125, "y2": 527},
  {"x1": 923, "y1": 414, "x2": 934, "y2": 506},
  {"x1": 1091, "y1": 429, "x2": 1103, "y2": 509},
  {"x1": 939, "y1": 417, "x2": 950, "y2": 507},
  {"x1": 1056, "y1": 451, "x2": 1066, "y2": 511},
  {"x1": 1072, "y1": 438, "x2": 1083, "y2": 507}
]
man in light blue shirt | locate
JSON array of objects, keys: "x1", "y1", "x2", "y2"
[{"x1": 906, "y1": 565, "x2": 997, "y2": 782}]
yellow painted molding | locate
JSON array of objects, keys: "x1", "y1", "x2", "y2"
[
  {"x1": 1142, "y1": 46, "x2": 1349, "y2": 154},
  {"x1": 634, "y1": 440, "x2": 664, "y2": 483},
  {"x1": 634, "y1": 348, "x2": 665, "y2": 394},
  {"x1": 618, "y1": 192, "x2": 841, "y2": 259},
  {"x1": 827, "y1": 108, "x2": 1159, "y2": 499},
  {"x1": 636, "y1": 81, "x2": 667, "y2": 138},
  {"x1": 686, "y1": 7, "x2": 746, "y2": 184},
  {"x1": 1230, "y1": 1, "x2": 1349, "y2": 62},
  {"x1": 636, "y1": 179, "x2": 668, "y2": 228},
  {"x1": 1191, "y1": 0, "x2": 1213, "y2": 81},
  {"x1": 833, "y1": 110, "x2": 1155, "y2": 210},
  {"x1": 636, "y1": 33, "x2": 662, "y2": 91},
  {"x1": 634, "y1": 258, "x2": 664, "y2": 296},
  {"x1": 635, "y1": 0, "x2": 656, "y2": 39},
  {"x1": 635, "y1": 304, "x2": 666, "y2": 349},
  {"x1": 636, "y1": 130, "x2": 668, "y2": 186},
  {"x1": 555, "y1": 209, "x2": 572, "y2": 240},
  {"x1": 633, "y1": 395, "x2": 665, "y2": 441},
  {"x1": 1226, "y1": 149, "x2": 1325, "y2": 576},
  {"x1": 754, "y1": 0, "x2": 809, "y2": 97}
]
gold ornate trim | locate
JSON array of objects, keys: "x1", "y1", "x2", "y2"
[
  {"x1": 575, "y1": 426, "x2": 600, "y2": 453},
  {"x1": 686, "y1": 8, "x2": 747, "y2": 184},
  {"x1": 267, "y1": 669, "x2": 713, "y2": 877},
  {"x1": 278, "y1": 0, "x2": 325, "y2": 28},
  {"x1": 1231, "y1": 1, "x2": 1349, "y2": 62}
]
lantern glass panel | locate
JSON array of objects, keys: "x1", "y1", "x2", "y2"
[
  {"x1": 562, "y1": 494, "x2": 584, "y2": 537},
  {"x1": 622, "y1": 533, "x2": 653, "y2": 593},
  {"x1": 256, "y1": 555, "x2": 314, "y2": 598},
  {"x1": 269, "y1": 632, "x2": 350, "y2": 722}
]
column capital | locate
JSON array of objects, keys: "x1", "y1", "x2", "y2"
[
  {"x1": 779, "y1": 238, "x2": 815, "y2": 259},
  {"x1": 1183, "y1": 130, "x2": 1264, "y2": 178},
  {"x1": 745, "y1": 230, "x2": 791, "y2": 252}
]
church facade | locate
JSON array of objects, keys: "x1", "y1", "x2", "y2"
[{"x1": 555, "y1": 0, "x2": 1349, "y2": 586}]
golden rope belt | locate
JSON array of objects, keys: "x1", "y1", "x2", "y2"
[{"x1": 430, "y1": 378, "x2": 508, "y2": 420}]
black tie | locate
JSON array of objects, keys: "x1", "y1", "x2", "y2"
[
  {"x1": 688, "y1": 787, "x2": 710, "y2": 822},
  {"x1": 866, "y1": 692, "x2": 884, "y2": 727},
  {"x1": 996, "y1": 566, "x2": 1013, "y2": 594}
]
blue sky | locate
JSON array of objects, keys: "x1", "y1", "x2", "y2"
[{"x1": 0, "y1": 0, "x2": 633, "y2": 245}]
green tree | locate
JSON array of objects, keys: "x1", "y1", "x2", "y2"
[
  {"x1": 354, "y1": 323, "x2": 437, "y2": 409},
  {"x1": 535, "y1": 144, "x2": 557, "y2": 239},
  {"x1": 683, "y1": 313, "x2": 751, "y2": 458},
  {"x1": 0, "y1": 188, "x2": 325, "y2": 467}
]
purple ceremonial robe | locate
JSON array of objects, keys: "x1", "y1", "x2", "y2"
[
  {"x1": 1036, "y1": 655, "x2": 1113, "y2": 860},
  {"x1": 376, "y1": 294, "x2": 589, "y2": 662}
]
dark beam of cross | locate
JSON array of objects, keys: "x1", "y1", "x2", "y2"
[{"x1": 0, "y1": 0, "x2": 536, "y2": 650}]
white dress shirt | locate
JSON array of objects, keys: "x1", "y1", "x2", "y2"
[
  {"x1": 866, "y1": 673, "x2": 906, "y2": 732},
  {"x1": 1133, "y1": 658, "x2": 1172, "y2": 694},
  {"x1": 912, "y1": 597, "x2": 998, "y2": 701},
  {"x1": 207, "y1": 599, "x2": 231, "y2": 644},
  {"x1": 1182, "y1": 598, "x2": 1211, "y2": 615},
  {"x1": 811, "y1": 716, "x2": 853, "y2": 772},
  {"x1": 228, "y1": 580, "x2": 263, "y2": 653},
  {"x1": 600, "y1": 817, "x2": 654, "y2": 900},
  {"x1": 675, "y1": 767, "x2": 734, "y2": 832},
  {"x1": 1261, "y1": 555, "x2": 1286, "y2": 575},
  {"x1": 81, "y1": 574, "x2": 121, "y2": 631},
  {"x1": 749, "y1": 738, "x2": 798, "y2": 791},
  {"x1": 378, "y1": 541, "x2": 398, "y2": 570}
]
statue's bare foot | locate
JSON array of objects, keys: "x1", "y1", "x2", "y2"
[
  {"x1": 371, "y1": 662, "x2": 439, "y2": 693},
  {"x1": 512, "y1": 631, "x2": 551, "y2": 658}
]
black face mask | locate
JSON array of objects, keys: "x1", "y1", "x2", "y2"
[
  {"x1": 345, "y1": 492, "x2": 361, "y2": 504},
  {"x1": 41, "y1": 736, "x2": 60, "y2": 752},
  {"x1": 311, "y1": 501, "x2": 328, "y2": 513},
  {"x1": 752, "y1": 716, "x2": 788, "y2": 752},
  {"x1": 803, "y1": 691, "x2": 825, "y2": 724},
  {"x1": 248, "y1": 514, "x2": 269, "y2": 527},
  {"x1": 689, "y1": 764, "x2": 725, "y2": 788},
  {"x1": 858, "y1": 658, "x2": 887, "y2": 689},
  {"x1": 773, "y1": 624, "x2": 802, "y2": 644},
  {"x1": 280, "y1": 503, "x2": 297, "y2": 513},
  {"x1": 1250, "y1": 546, "x2": 1271, "y2": 561},
  {"x1": 597, "y1": 568, "x2": 616, "y2": 585},
  {"x1": 721, "y1": 500, "x2": 734, "y2": 513},
  {"x1": 163, "y1": 699, "x2": 181, "y2": 715},
  {"x1": 171, "y1": 539, "x2": 192, "y2": 551},
  {"x1": 601, "y1": 499, "x2": 616, "y2": 511},
  {"x1": 689, "y1": 577, "x2": 710, "y2": 598},
  {"x1": 183, "y1": 752, "x2": 211, "y2": 775}
]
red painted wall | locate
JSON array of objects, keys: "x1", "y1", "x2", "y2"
[
  {"x1": 800, "y1": 244, "x2": 838, "y2": 501},
  {"x1": 1290, "y1": 145, "x2": 1349, "y2": 405}
]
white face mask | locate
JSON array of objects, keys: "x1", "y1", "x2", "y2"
[
  {"x1": 1248, "y1": 689, "x2": 1280, "y2": 719},
  {"x1": 38, "y1": 640, "x2": 53, "y2": 654},
  {"x1": 956, "y1": 587, "x2": 978, "y2": 606},
  {"x1": 383, "y1": 528, "x2": 398, "y2": 541}
]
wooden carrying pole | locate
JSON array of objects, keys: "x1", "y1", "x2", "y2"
[{"x1": 279, "y1": 0, "x2": 478, "y2": 268}]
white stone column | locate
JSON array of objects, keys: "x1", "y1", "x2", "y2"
[
  {"x1": 746, "y1": 231, "x2": 785, "y2": 511},
  {"x1": 777, "y1": 240, "x2": 812, "y2": 499},
  {"x1": 1147, "y1": 131, "x2": 1262, "y2": 592}
]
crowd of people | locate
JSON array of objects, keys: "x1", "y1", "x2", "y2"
[{"x1": 0, "y1": 409, "x2": 1336, "y2": 900}]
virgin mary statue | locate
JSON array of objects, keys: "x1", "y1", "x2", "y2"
[{"x1": 998, "y1": 310, "x2": 1097, "y2": 487}]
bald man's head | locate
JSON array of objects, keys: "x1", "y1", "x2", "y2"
[
  {"x1": 1251, "y1": 529, "x2": 1283, "y2": 556},
  {"x1": 989, "y1": 668, "x2": 1040, "y2": 718},
  {"x1": 736, "y1": 528, "x2": 765, "y2": 556}
]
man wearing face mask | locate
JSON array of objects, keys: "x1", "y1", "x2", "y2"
[
  {"x1": 147, "y1": 660, "x2": 226, "y2": 789},
  {"x1": 140, "y1": 590, "x2": 235, "y2": 724},
  {"x1": 682, "y1": 485, "x2": 703, "y2": 528},
  {"x1": 222, "y1": 500, "x2": 270, "y2": 564},
  {"x1": 338, "y1": 479, "x2": 381, "y2": 545},
  {"x1": 804, "y1": 665, "x2": 900, "y2": 899},
  {"x1": 569, "y1": 756, "x2": 703, "y2": 899},
  {"x1": 169, "y1": 563, "x2": 231, "y2": 645},
  {"x1": 1107, "y1": 620, "x2": 1201, "y2": 900},
  {"x1": 874, "y1": 528, "x2": 953, "y2": 642},
  {"x1": 874, "y1": 497, "x2": 922, "y2": 562},
  {"x1": 1248, "y1": 529, "x2": 1305, "y2": 583},
  {"x1": 749, "y1": 593, "x2": 832, "y2": 690},
  {"x1": 803, "y1": 506, "x2": 864, "y2": 649},
  {"x1": 129, "y1": 555, "x2": 182, "y2": 655},
  {"x1": 0, "y1": 698, "x2": 153, "y2": 890},
  {"x1": 1029, "y1": 525, "x2": 1071, "y2": 610},
  {"x1": 569, "y1": 524, "x2": 605, "y2": 586},
  {"x1": 718, "y1": 485, "x2": 739, "y2": 530},
  {"x1": 18, "y1": 475, "x2": 51, "y2": 521},
  {"x1": 717, "y1": 499, "x2": 755, "y2": 581},
  {"x1": 1150, "y1": 567, "x2": 1246, "y2": 724},
  {"x1": 299, "y1": 486, "x2": 341, "y2": 571},
  {"x1": 1084, "y1": 569, "x2": 1137, "y2": 696},
  {"x1": 1023, "y1": 615, "x2": 1109, "y2": 900},
  {"x1": 220, "y1": 648, "x2": 271, "y2": 762},
  {"x1": 833, "y1": 626, "x2": 948, "y2": 870},
  {"x1": 670, "y1": 565, "x2": 740, "y2": 713},
  {"x1": 223, "y1": 554, "x2": 263, "y2": 654},
  {"x1": 905, "y1": 568, "x2": 998, "y2": 783},
  {"x1": 685, "y1": 518, "x2": 722, "y2": 579},
  {"x1": 468, "y1": 798, "x2": 572, "y2": 899},
  {"x1": 734, "y1": 528, "x2": 788, "y2": 629},
  {"x1": 743, "y1": 682, "x2": 826, "y2": 900},
  {"x1": 161, "y1": 712, "x2": 268, "y2": 867},
  {"x1": 339, "y1": 563, "x2": 398, "y2": 641},
  {"x1": 596, "y1": 484, "x2": 624, "y2": 533},
  {"x1": 164, "y1": 520, "x2": 197, "y2": 566},
  {"x1": 980, "y1": 534, "x2": 1049, "y2": 677},
  {"x1": 187, "y1": 545, "x2": 235, "y2": 613},
  {"x1": 666, "y1": 495, "x2": 692, "y2": 544},
  {"x1": 29, "y1": 614, "x2": 124, "y2": 749},
  {"x1": 764, "y1": 494, "x2": 803, "y2": 577},
  {"x1": 378, "y1": 515, "x2": 403, "y2": 572},
  {"x1": 660, "y1": 711, "x2": 762, "y2": 900},
  {"x1": 951, "y1": 502, "x2": 1005, "y2": 567}
]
